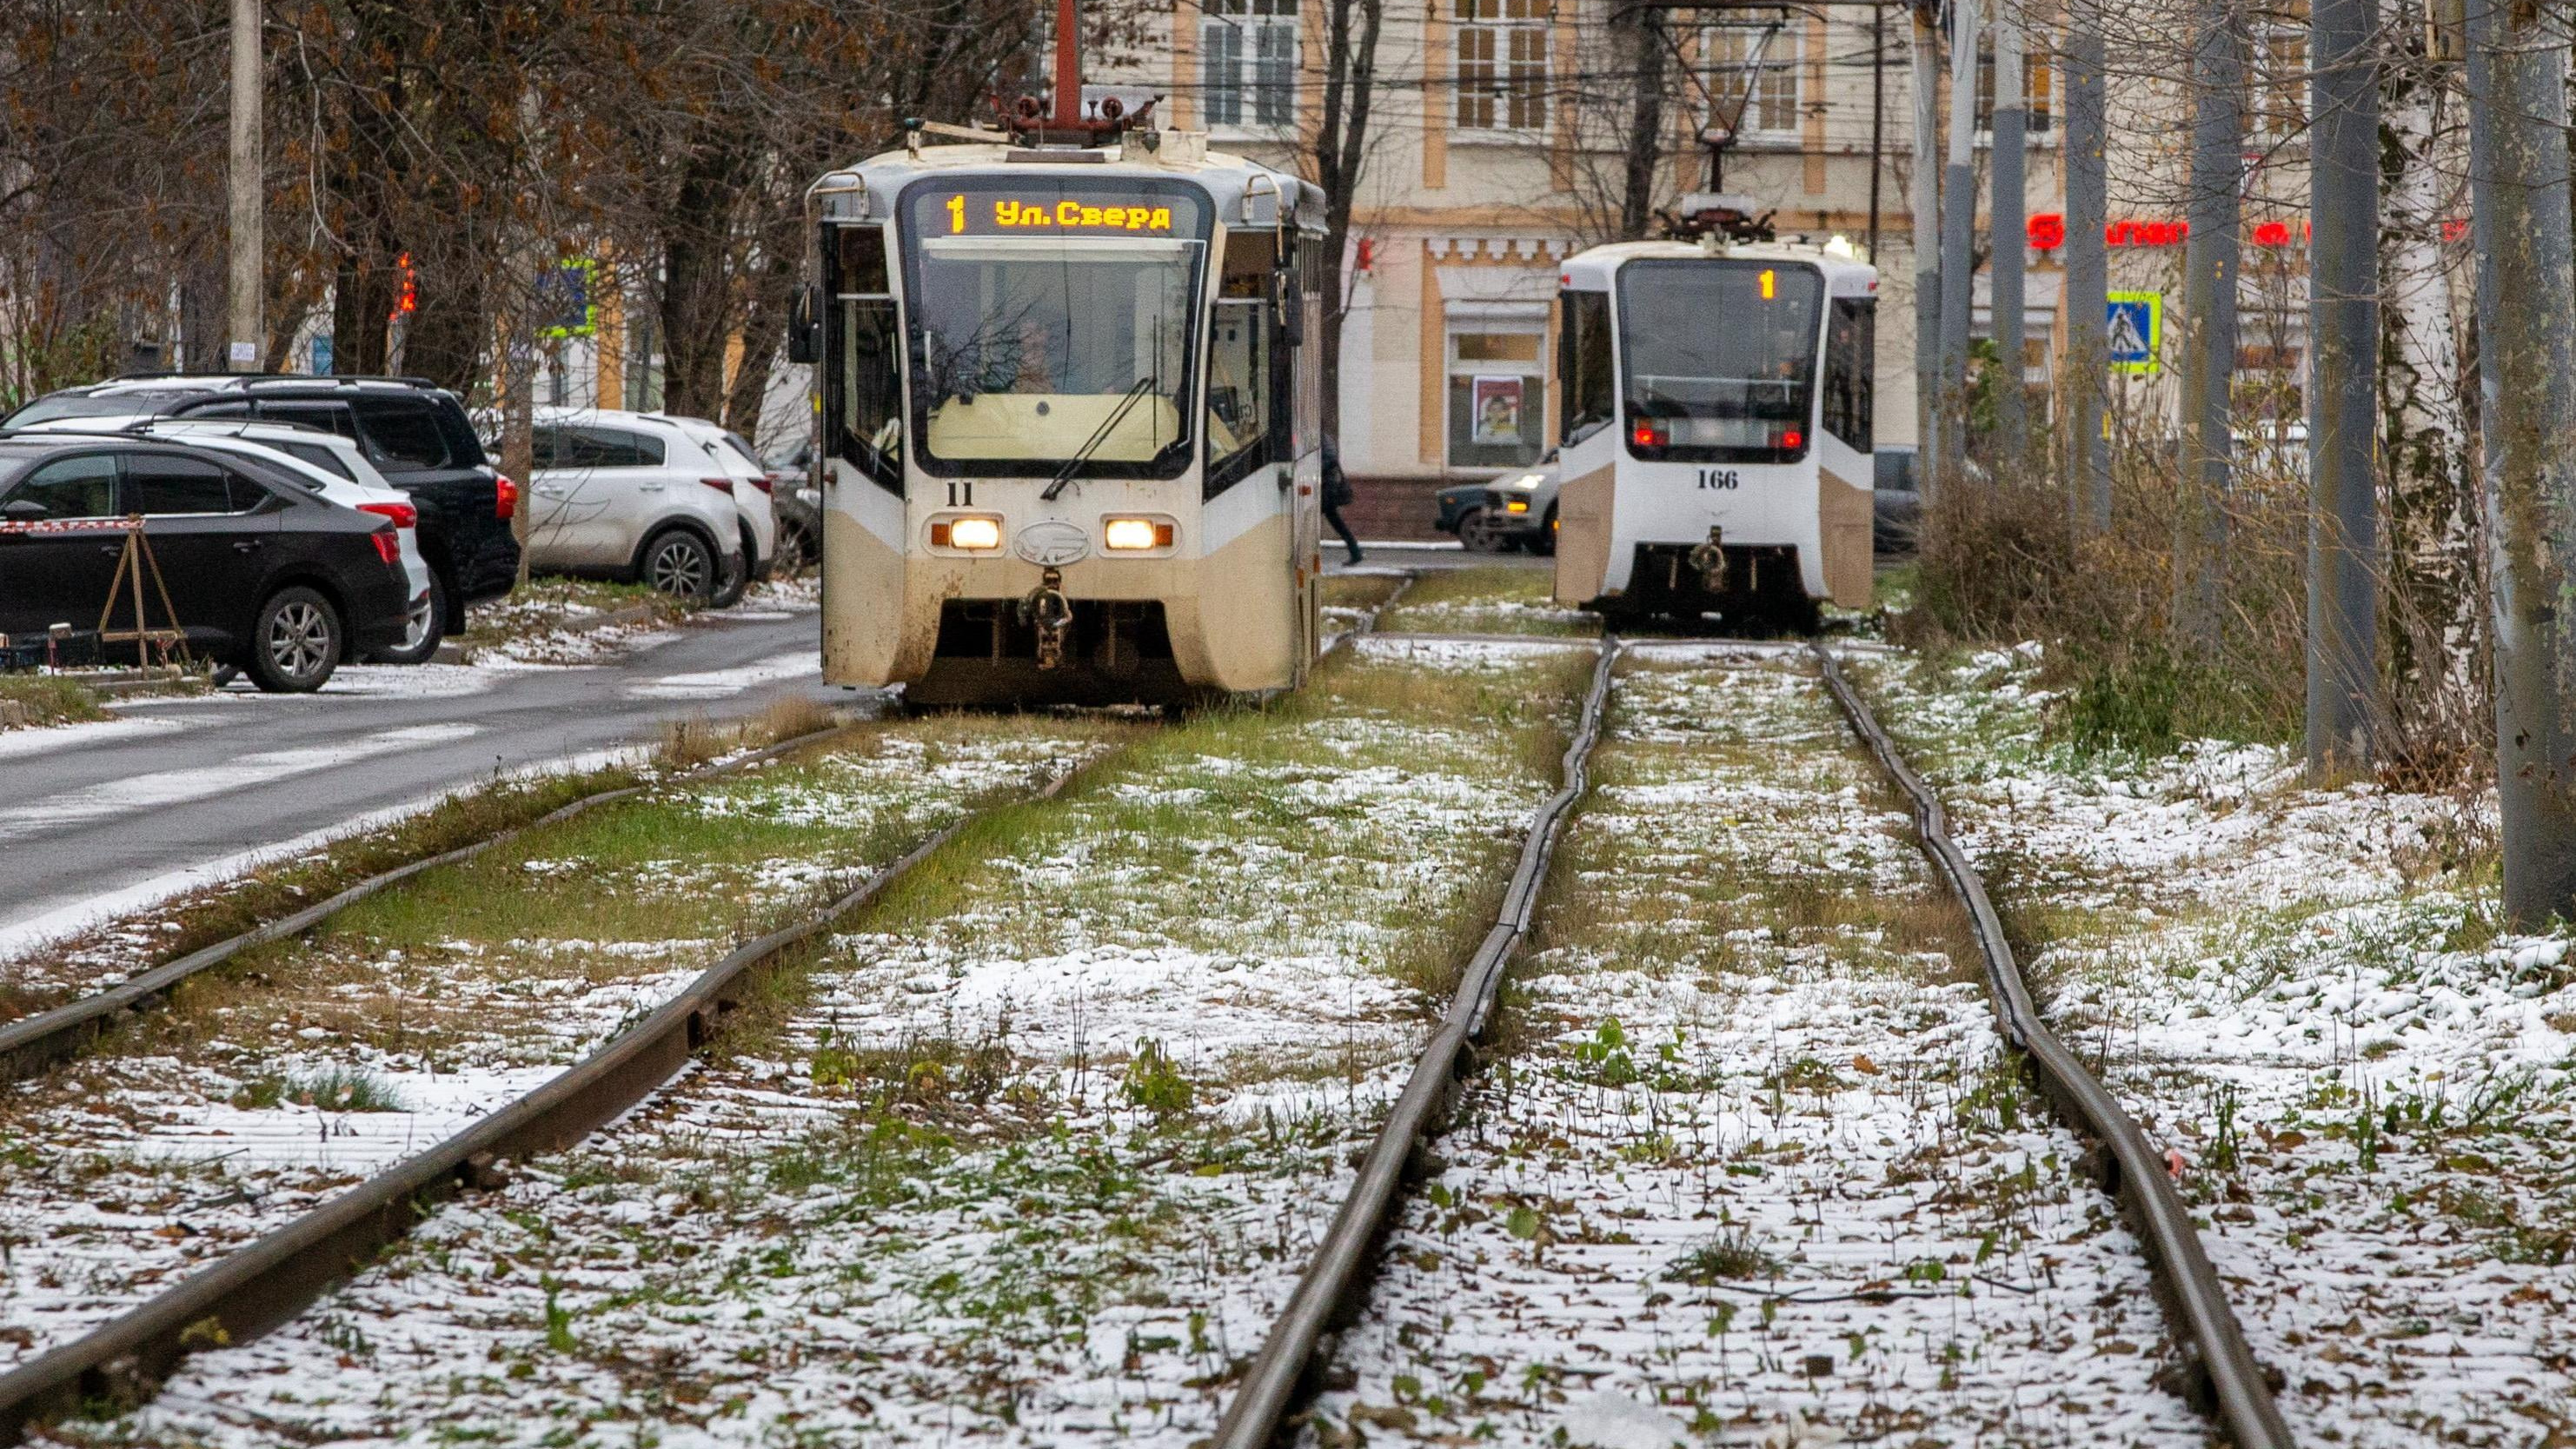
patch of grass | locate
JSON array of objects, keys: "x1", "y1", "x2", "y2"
[
  {"x1": 1376, "y1": 565, "x2": 1599, "y2": 638},
  {"x1": 229, "y1": 1066, "x2": 405, "y2": 1112},
  {"x1": 1664, "y1": 1222, "x2": 1780, "y2": 1285},
  {"x1": 455, "y1": 576, "x2": 687, "y2": 654},
  {"x1": 1321, "y1": 573, "x2": 1405, "y2": 613},
  {"x1": 0, "y1": 674, "x2": 108, "y2": 730}
]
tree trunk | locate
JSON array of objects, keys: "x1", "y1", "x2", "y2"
[
  {"x1": 660, "y1": 150, "x2": 747, "y2": 421},
  {"x1": 2173, "y1": 0, "x2": 2243, "y2": 653},
  {"x1": 1615, "y1": 3, "x2": 1667, "y2": 242},
  {"x1": 2306, "y1": 0, "x2": 2381, "y2": 774},
  {"x1": 2061, "y1": 0, "x2": 2110, "y2": 532},
  {"x1": 2378, "y1": 3, "x2": 2480, "y2": 774},
  {"x1": 1310, "y1": 0, "x2": 1384, "y2": 444},
  {"x1": 2468, "y1": 0, "x2": 2576, "y2": 926}
]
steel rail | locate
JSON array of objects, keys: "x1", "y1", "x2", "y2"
[
  {"x1": 1810, "y1": 645, "x2": 2294, "y2": 1449},
  {"x1": 0, "y1": 750, "x2": 1100, "y2": 1446},
  {"x1": 0, "y1": 721, "x2": 866, "y2": 1086},
  {"x1": 1210, "y1": 636, "x2": 1620, "y2": 1449}
]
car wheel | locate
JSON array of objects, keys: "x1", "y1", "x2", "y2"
[
  {"x1": 368, "y1": 575, "x2": 447, "y2": 666},
  {"x1": 247, "y1": 586, "x2": 342, "y2": 694},
  {"x1": 1458, "y1": 508, "x2": 1506, "y2": 553},
  {"x1": 775, "y1": 520, "x2": 815, "y2": 575},
  {"x1": 710, "y1": 535, "x2": 752, "y2": 608},
  {"x1": 641, "y1": 529, "x2": 717, "y2": 602}
]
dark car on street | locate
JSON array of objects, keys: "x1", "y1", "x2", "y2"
[
  {"x1": 0, "y1": 435, "x2": 411, "y2": 691},
  {"x1": 4, "y1": 376, "x2": 519, "y2": 635}
]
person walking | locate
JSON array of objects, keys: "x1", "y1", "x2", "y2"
[{"x1": 1320, "y1": 435, "x2": 1362, "y2": 566}]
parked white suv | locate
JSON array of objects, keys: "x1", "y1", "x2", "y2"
[
  {"x1": 523, "y1": 409, "x2": 747, "y2": 603},
  {"x1": 17, "y1": 415, "x2": 443, "y2": 662},
  {"x1": 648, "y1": 414, "x2": 776, "y2": 589}
]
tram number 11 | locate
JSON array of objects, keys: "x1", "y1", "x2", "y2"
[{"x1": 1696, "y1": 469, "x2": 1741, "y2": 490}]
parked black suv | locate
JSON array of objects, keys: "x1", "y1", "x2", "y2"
[
  {"x1": 0, "y1": 435, "x2": 411, "y2": 691},
  {"x1": 5, "y1": 376, "x2": 518, "y2": 632}
]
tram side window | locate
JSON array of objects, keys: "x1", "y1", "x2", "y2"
[
  {"x1": 1205, "y1": 301, "x2": 1271, "y2": 497},
  {"x1": 1822, "y1": 297, "x2": 1875, "y2": 452},
  {"x1": 1559, "y1": 290, "x2": 1613, "y2": 447},
  {"x1": 838, "y1": 300, "x2": 905, "y2": 493}
]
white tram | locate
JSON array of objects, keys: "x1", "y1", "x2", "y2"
[
  {"x1": 1550, "y1": 237, "x2": 1879, "y2": 629},
  {"x1": 798, "y1": 130, "x2": 1330, "y2": 708}
]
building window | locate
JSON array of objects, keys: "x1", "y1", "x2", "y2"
[
  {"x1": 1975, "y1": 43, "x2": 2055, "y2": 133},
  {"x1": 1205, "y1": 0, "x2": 1297, "y2": 129},
  {"x1": 2247, "y1": 27, "x2": 2304, "y2": 144},
  {"x1": 1702, "y1": 17, "x2": 1799, "y2": 138},
  {"x1": 1457, "y1": 0, "x2": 1550, "y2": 133},
  {"x1": 1447, "y1": 325, "x2": 1547, "y2": 469}
]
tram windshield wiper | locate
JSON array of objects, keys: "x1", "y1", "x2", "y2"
[{"x1": 1040, "y1": 375, "x2": 1158, "y2": 501}]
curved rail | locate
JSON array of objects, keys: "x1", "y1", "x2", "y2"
[
  {"x1": 0, "y1": 721, "x2": 864, "y2": 1086},
  {"x1": 1810, "y1": 645, "x2": 2293, "y2": 1449},
  {"x1": 0, "y1": 753, "x2": 1098, "y2": 1446},
  {"x1": 1210, "y1": 637, "x2": 1620, "y2": 1449}
]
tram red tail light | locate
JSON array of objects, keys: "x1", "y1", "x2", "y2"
[
  {"x1": 1631, "y1": 419, "x2": 1667, "y2": 448},
  {"x1": 1782, "y1": 429, "x2": 1803, "y2": 450}
]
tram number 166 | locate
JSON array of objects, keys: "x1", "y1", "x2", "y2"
[{"x1": 1696, "y1": 469, "x2": 1742, "y2": 490}]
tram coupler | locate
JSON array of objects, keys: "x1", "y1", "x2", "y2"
[
  {"x1": 1686, "y1": 526, "x2": 1729, "y2": 595},
  {"x1": 1019, "y1": 568, "x2": 1075, "y2": 671}
]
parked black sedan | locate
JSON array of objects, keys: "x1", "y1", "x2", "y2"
[{"x1": 0, "y1": 436, "x2": 411, "y2": 692}]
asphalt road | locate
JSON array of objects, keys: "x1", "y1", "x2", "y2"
[{"x1": 0, "y1": 604, "x2": 839, "y2": 951}]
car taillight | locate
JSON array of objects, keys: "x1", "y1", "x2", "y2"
[
  {"x1": 358, "y1": 501, "x2": 417, "y2": 530},
  {"x1": 699, "y1": 476, "x2": 735, "y2": 495},
  {"x1": 494, "y1": 474, "x2": 517, "y2": 520},
  {"x1": 368, "y1": 526, "x2": 402, "y2": 567},
  {"x1": 747, "y1": 475, "x2": 774, "y2": 495}
]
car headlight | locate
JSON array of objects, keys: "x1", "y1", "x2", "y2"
[
  {"x1": 1103, "y1": 517, "x2": 1174, "y2": 550},
  {"x1": 933, "y1": 515, "x2": 1004, "y2": 550}
]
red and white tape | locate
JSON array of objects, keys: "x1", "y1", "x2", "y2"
[{"x1": 0, "y1": 516, "x2": 142, "y2": 536}]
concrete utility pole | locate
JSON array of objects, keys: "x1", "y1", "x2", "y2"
[
  {"x1": 2063, "y1": 0, "x2": 2109, "y2": 533},
  {"x1": 1988, "y1": 4, "x2": 2026, "y2": 475},
  {"x1": 227, "y1": 0, "x2": 262, "y2": 373},
  {"x1": 2305, "y1": 0, "x2": 2380, "y2": 774},
  {"x1": 1910, "y1": 1, "x2": 1942, "y2": 495},
  {"x1": 2466, "y1": 0, "x2": 2576, "y2": 927},
  {"x1": 2173, "y1": 0, "x2": 2242, "y2": 652},
  {"x1": 1935, "y1": 0, "x2": 1977, "y2": 488}
]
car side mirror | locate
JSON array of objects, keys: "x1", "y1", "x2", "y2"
[
  {"x1": 2, "y1": 499, "x2": 44, "y2": 521},
  {"x1": 787, "y1": 284, "x2": 820, "y2": 366}
]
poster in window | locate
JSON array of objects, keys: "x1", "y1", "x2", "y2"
[{"x1": 1471, "y1": 376, "x2": 1524, "y2": 445}]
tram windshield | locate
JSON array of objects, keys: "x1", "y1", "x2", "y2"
[
  {"x1": 901, "y1": 180, "x2": 1210, "y2": 479},
  {"x1": 1617, "y1": 260, "x2": 1823, "y2": 462}
]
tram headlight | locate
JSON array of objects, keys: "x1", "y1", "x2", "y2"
[
  {"x1": 1103, "y1": 517, "x2": 1175, "y2": 551},
  {"x1": 934, "y1": 515, "x2": 1004, "y2": 551}
]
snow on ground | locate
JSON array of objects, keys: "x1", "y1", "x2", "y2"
[
  {"x1": 1856, "y1": 645, "x2": 2576, "y2": 1446},
  {"x1": 0, "y1": 728, "x2": 1086, "y2": 1374},
  {"x1": 1317, "y1": 655, "x2": 2194, "y2": 1447},
  {"x1": 95, "y1": 645, "x2": 1597, "y2": 1449}
]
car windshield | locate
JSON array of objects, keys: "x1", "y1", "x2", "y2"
[
  {"x1": 1617, "y1": 260, "x2": 1822, "y2": 461},
  {"x1": 900, "y1": 180, "x2": 1208, "y2": 479},
  {"x1": 7, "y1": 391, "x2": 196, "y2": 426}
]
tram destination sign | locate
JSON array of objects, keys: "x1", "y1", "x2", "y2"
[{"x1": 913, "y1": 183, "x2": 1208, "y2": 240}]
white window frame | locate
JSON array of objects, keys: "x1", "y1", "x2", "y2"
[
  {"x1": 1975, "y1": 41, "x2": 2056, "y2": 137},
  {"x1": 1700, "y1": 17, "x2": 1798, "y2": 143},
  {"x1": 1204, "y1": 0, "x2": 1298, "y2": 130},
  {"x1": 1456, "y1": 0, "x2": 1550, "y2": 136}
]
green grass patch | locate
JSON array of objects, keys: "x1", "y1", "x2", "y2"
[
  {"x1": 1376, "y1": 565, "x2": 1600, "y2": 637},
  {"x1": 0, "y1": 673, "x2": 108, "y2": 729}
]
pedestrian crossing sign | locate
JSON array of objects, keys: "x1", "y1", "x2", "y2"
[{"x1": 2107, "y1": 291, "x2": 2161, "y2": 375}]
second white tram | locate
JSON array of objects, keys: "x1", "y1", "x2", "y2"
[
  {"x1": 1550, "y1": 239, "x2": 1878, "y2": 628},
  {"x1": 802, "y1": 133, "x2": 1329, "y2": 707}
]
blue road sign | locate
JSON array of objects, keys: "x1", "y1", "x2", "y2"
[{"x1": 2106, "y1": 291, "x2": 2161, "y2": 375}]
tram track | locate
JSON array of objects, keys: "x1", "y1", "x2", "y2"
[
  {"x1": 0, "y1": 717, "x2": 865, "y2": 1085},
  {"x1": 0, "y1": 740, "x2": 1114, "y2": 1443},
  {"x1": 1212, "y1": 636, "x2": 2293, "y2": 1449}
]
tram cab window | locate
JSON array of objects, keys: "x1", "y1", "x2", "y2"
[
  {"x1": 1206, "y1": 231, "x2": 1279, "y2": 498},
  {"x1": 1558, "y1": 290, "x2": 1613, "y2": 447},
  {"x1": 1822, "y1": 297, "x2": 1875, "y2": 451},
  {"x1": 827, "y1": 223, "x2": 903, "y2": 494},
  {"x1": 1617, "y1": 259, "x2": 1822, "y2": 464}
]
